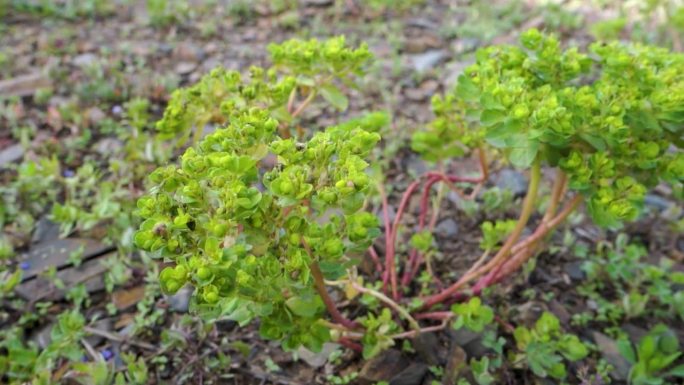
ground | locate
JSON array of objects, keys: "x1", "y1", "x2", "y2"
[{"x1": 0, "y1": 1, "x2": 683, "y2": 384}]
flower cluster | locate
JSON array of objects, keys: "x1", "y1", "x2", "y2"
[
  {"x1": 136, "y1": 106, "x2": 380, "y2": 351},
  {"x1": 413, "y1": 29, "x2": 683, "y2": 226},
  {"x1": 156, "y1": 36, "x2": 372, "y2": 144}
]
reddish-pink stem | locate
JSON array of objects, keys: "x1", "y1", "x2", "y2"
[
  {"x1": 400, "y1": 175, "x2": 441, "y2": 286},
  {"x1": 338, "y1": 337, "x2": 363, "y2": 352},
  {"x1": 368, "y1": 246, "x2": 383, "y2": 274},
  {"x1": 384, "y1": 179, "x2": 421, "y2": 300},
  {"x1": 414, "y1": 311, "x2": 453, "y2": 320}
]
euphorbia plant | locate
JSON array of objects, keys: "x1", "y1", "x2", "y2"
[
  {"x1": 135, "y1": 37, "x2": 382, "y2": 352},
  {"x1": 155, "y1": 36, "x2": 372, "y2": 146},
  {"x1": 404, "y1": 28, "x2": 683, "y2": 309}
]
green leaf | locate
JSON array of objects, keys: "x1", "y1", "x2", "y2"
[
  {"x1": 480, "y1": 109, "x2": 507, "y2": 127},
  {"x1": 456, "y1": 74, "x2": 480, "y2": 102},
  {"x1": 668, "y1": 364, "x2": 684, "y2": 377},
  {"x1": 617, "y1": 338, "x2": 636, "y2": 364},
  {"x1": 320, "y1": 84, "x2": 349, "y2": 111},
  {"x1": 509, "y1": 140, "x2": 539, "y2": 168},
  {"x1": 286, "y1": 295, "x2": 319, "y2": 318}
]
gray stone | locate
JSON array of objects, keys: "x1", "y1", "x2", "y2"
[
  {"x1": 87, "y1": 107, "x2": 106, "y2": 125},
  {"x1": 31, "y1": 217, "x2": 61, "y2": 244},
  {"x1": 494, "y1": 169, "x2": 527, "y2": 197},
  {"x1": 95, "y1": 138, "x2": 123, "y2": 156},
  {"x1": 167, "y1": 286, "x2": 193, "y2": 312},
  {"x1": 175, "y1": 61, "x2": 198, "y2": 75},
  {"x1": 564, "y1": 261, "x2": 585, "y2": 281},
  {"x1": 412, "y1": 332, "x2": 441, "y2": 365},
  {"x1": 360, "y1": 349, "x2": 409, "y2": 384},
  {"x1": 410, "y1": 50, "x2": 447, "y2": 73},
  {"x1": 297, "y1": 342, "x2": 339, "y2": 368},
  {"x1": 592, "y1": 332, "x2": 630, "y2": 381},
  {"x1": 390, "y1": 363, "x2": 428, "y2": 385},
  {"x1": 73, "y1": 53, "x2": 98, "y2": 67},
  {"x1": 0, "y1": 144, "x2": 24, "y2": 167},
  {"x1": 644, "y1": 194, "x2": 673, "y2": 212},
  {"x1": 303, "y1": 0, "x2": 333, "y2": 5},
  {"x1": 435, "y1": 218, "x2": 459, "y2": 237},
  {"x1": 0, "y1": 72, "x2": 51, "y2": 97}
]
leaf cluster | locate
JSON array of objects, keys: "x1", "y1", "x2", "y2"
[
  {"x1": 413, "y1": 29, "x2": 684, "y2": 227},
  {"x1": 512, "y1": 312, "x2": 588, "y2": 379},
  {"x1": 136, "y1": 104, "x2": 380, "y2": 351}
]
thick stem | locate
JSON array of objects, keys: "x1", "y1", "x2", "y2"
[
  {"x1": 471, "y1": 194, "x2": 583, "y2": 294},
  {"x1": 419, "y1": 158, "x2": 542, "y2": 310},
  {"x1": 542, "y1": 171, "x2": 567, "y2": 224},
  {"x1": 310, "y1": 262, "x2": 358, "y2": 329}
]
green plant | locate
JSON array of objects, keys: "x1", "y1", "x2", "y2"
[
  {"x1": 578, "y1": 234, "x2": 684, "y2": 323},
  {"x1": 618, "y1": 324, "x2": 684, "y2": 385},
  {"x1": 407, "y1": 28, "x2": 683, "y2": 310},
  {"x1": 136, "y1": 37, "x2": 382, "y2": 353},
  {"x1": 451, "y1": 297, "x2": 494, "y2": 332},
  {"x1": 512, "y1": 312, "x2": 588, "y2": 379},
  {"x1": 155, "y1": 36, "x2": 371, "y2": 147}
]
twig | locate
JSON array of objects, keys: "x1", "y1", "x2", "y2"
[
  {"x1": 84, "y1": 326, "x2": 157, "y2": 351},
  {"x1": 350, "y1": 281, "x2": 420, "y2": 331}
]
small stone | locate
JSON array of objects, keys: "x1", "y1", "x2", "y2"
[
  {"x1": 297, "y1": 342, "x2": 339, "y2": 368},
  {"x1": 95, "y1": 138, "x2": 123, "y2": 156},
  {"x1": 564, "y1": 261, "x2": 585, "y2": 281},
  {"x1": 303, "y1": 0, "x2": 333, "y2": 5},
  {"x1": 360, "y1": 349, "x2": 409, "y2": 384},
  {"x1": 167, "y1": 286, "x2": 192, "y2": 312},
  {"x1": 73, "y1": 53, "x2": 98, "y2": 67},
  {"x1": 175, "y1": 61, "x2": 197, "y2": 75},
  {"x1": 87, "y1": 107, "x2": 106, "y2": 126},
  {"x1": 592, "y1": 332, "x2": 630, "y2": 381},
  {"x1": 173, "y1": 42, "x2": 204, "y2": 61},
  {"x1": 494, "y1": 169, "x2": 527, "y2": 197},
  {"x1": 404, "y1": 79, "x2": 440, "y2": 101},
  {"x1": 0, "y1": 144, "x2": 24, "y2": 167},
  {"x1": 412, "y1": 333, "x2": 441, "y2": 365},
  {"x1": 435, "y1": 218, "x2": 459, "y2": 237},
  {"x1": 644, "y1": 194, "x2": 673, "y2": 212},
  {"x1": 31, "y1": 217, "x2": 60, "y2": 244},
  {"x1": 410, "y1": 50, "x2": 447, "y2": 73},
  {"x1": 389, "y1": 363, "x2": 428, "y2": 385}
]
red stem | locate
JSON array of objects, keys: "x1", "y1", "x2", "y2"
[
  {"x1": 310, "y1": 261, "x2": 358, "y2": 329},
  {"x1": 338, "y1": 337, "x2": 363, "y2": 352},
  {"x1": 414, "y1": 311, "x2": 453, "y2": 320},
  {"x1": 384, "y1": 179, "x2": 422, "y2": 300},
  {"x1": 367, "y1": 246, "x2": 383, "y2": 274}
]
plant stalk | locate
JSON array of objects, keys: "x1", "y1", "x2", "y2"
[
  {"x1": 418, "y1": 157, "x2": 542, "y2": 310},
  {"x1": 310, "y1": 262, "x2": 358, "y2": 330}
]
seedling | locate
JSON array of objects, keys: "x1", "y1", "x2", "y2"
[
  {"x1": 512, "y1": 312, "x2": 588, "y2": 379},
  {"x1": 618, "y1": 324, "x2": 684, "y2": 385}
]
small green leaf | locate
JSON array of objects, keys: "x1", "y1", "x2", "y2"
[
  {"x1": 617, "y1": 338, "x2": 636, "y2": 364},
  {"x1": 320, "y1": 84, "x2": 349, "y2": 111}
]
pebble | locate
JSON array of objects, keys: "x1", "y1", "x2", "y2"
[
  {"x1": 167, "y1": 286, "x2": 193, "y2": 312},
  {"x1": 494, "y1": 169, "x2": 527, "y2": 197},
  {"x1": 591, "y1": 332, "x2": 631, "y2": 381},
  {"x1": 72, "y1": 53, "x2": 98, "y2": 67},
  {"x1": 435, "y1": 218, "x2": 459, "y2": 237},
  {"x1": 0, "y1": 144, "x2": 24, "y2": 167},
  {"x1": 409, "y1": 50, "x2": 447, "y2": 73},
  {"x1": 297, "y1": 343, "x2": 339, "y2": 368}
]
